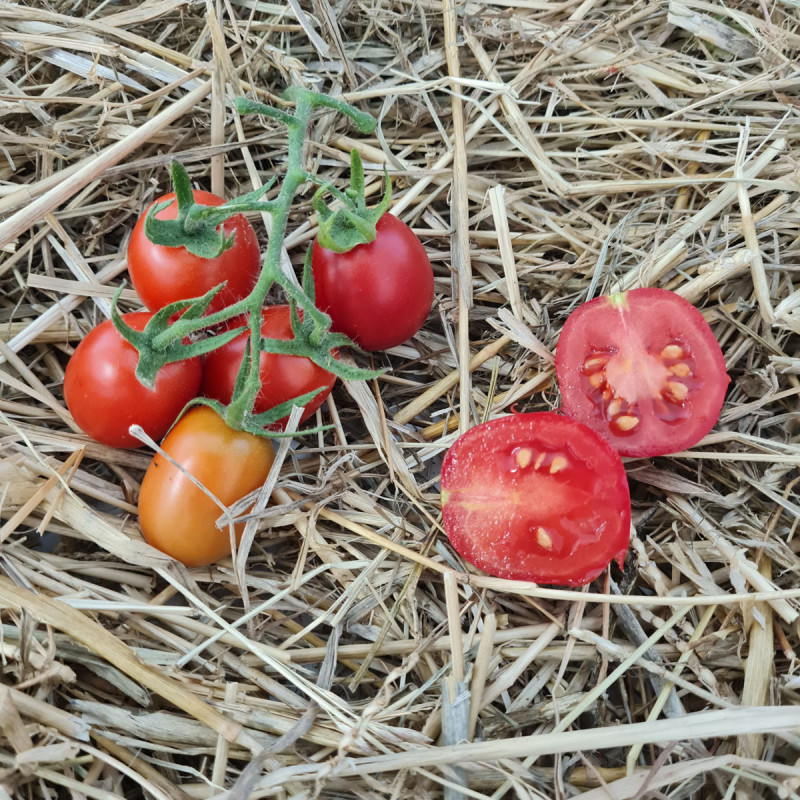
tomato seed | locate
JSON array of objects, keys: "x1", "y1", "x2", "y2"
[
  {"x1": 588, "y1": 372, "x2": 607, "y2": 388},
  {"x1": 613, "y1": 414, "x2": 640, "y2": 431},
  {"x1": 515, "y1": 447, "x2": 533, "y2": 468},
  {"x1": 670, "y1": 363, "x2": 691, "y2": 377},
  {"x1": 607, "y1": 397, "x2": 623, "y2": 417},
  {"x1": 582, "y1": 353, "x2": 611, "y2": 373},
  {"x1": 549, "y1": 455, "x2": 568, "y2": 474},
  {"x1": 666, "y1": 381, "x2": 689, "y2": 401},
  {"x1": 534, "y1": 452, "x2": 546, "y2": 470},
  {"x1": 660, "y1": 344, "x2": 684, "y2": 359},
  {"x1": 535, "y1": 527, "x2": 554, "y2": 550}
]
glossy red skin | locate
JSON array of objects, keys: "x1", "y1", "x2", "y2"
[
  {"x1": 311, "y1": 212, "x2": 434, "y2": 351},
  {"x1": 127, "y1": 189, "x2": 260, "y2": 315},
  {"x1": 440, "y1": 412, "x2": 630, "y2": 586},
  {"x1": 555, "y1": 288, "x2": 729, "y2": 458},
  {"x1": 200, "y1": 305, "x2": 336, "y2": 429},
  {"x1": 63, "y1": 312, "x2": 202, "y2": 449},
  {"x1": 138, "y1": 406, "x2": 275, "y2": 567}
]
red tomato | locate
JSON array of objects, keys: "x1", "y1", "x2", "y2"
[
  {"x1": 200, "y1": 305, "x2": 336, "y2": 429},
  {"x1": 555, "y1": 288, "x2": 729, "y2": 458},
  {"x1": 138, "y1": 406, "x2": 275, "y2": 567},
  {"x1": 440, "y1": 412, "x2": 630, "y2": 586},
  {"x1": 127, "y1": 189, "x2": 260, "y2": 314},
  {"x1": 63, "y1": 312, "x2": 202, "y2": 449},
  {"x1": 311, "y1": 212, "x2": 434, "y2": 351}
]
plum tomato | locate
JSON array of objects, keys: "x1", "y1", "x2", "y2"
[
  {"x1": 311, "y1": 212, "x2": 434, "y2": 351},
  {"x1": 63, "y1": 312, "x2": 202, "y2": 449},
  {"x1": 440, "y1": 412, "x2": 630, "y2": 586},
  {"x1": 555, "y1": 288, "x2": 729, "y2": 458},
  {"x1": 127, "y1": 189, "x2": 260, "y2": 314},
  {"x1": 200, "y1": 305, "x2": 336, "y2": 429},
  {"x1": 138, "y1": 406, "x2": 275, "y2": 567}
]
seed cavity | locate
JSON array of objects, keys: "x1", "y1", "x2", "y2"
[
  {"x1": 661, "y1": 344, "x2": 684, "y2": 359},
  {"x1": 535, "y1": 527, "x2": 553, "y2": 550}
]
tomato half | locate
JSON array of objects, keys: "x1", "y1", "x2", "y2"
[
  {"x1": 311, "y1": 212, "x2": 434, "y2": 351},
  {"x1": 440, "y1": 412, "x2": 630, "y2": 586},
  {"x1": 63, "y1": 312, "x2": 202, "y2": 449},
  {"x1": 555, "y1": 288, "x2": 729, "y2": 458},
  {"x1": 127, "y1": 189, "x2": 260, "y2": 314},
  {"x1": 138, "y1": 406, "x2": 275, "y2": 567},
  {"x1": 200, "y1": 305, "x2": 336, "y2": 429}
]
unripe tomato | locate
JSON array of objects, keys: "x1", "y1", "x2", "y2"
[
  {"x1": 138, "y1": 406, "x2": 275, "y2": 567},
  {"x1": 63, "y1": 312, "x2": 202, "y2": 449},
  {"x1": 311, "y1": 212, "x2": 433, "y2": 351},
  {"x1": 200, "y1": 305, "x2": 336, "y2": 429},
  {"x1": 127, "y1": 189, "x2": 260, "y2": 315}
]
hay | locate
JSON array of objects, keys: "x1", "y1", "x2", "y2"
[{"x1": 0, "y1": 0, "x2": 799, "y2": 798}]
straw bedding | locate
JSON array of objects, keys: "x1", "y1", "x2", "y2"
[{"x1": 0, "y1": 0, "x2": 799, "y2": 798}]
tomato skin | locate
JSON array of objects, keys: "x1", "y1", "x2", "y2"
[
  {"x1": 127, "y1": 189, "x2": 260, "y2": 314},
  {"x1": 138, "y1": 406, "x2": 275, "y2": 567},
  {"x1": 200, "y1": 305, "x2": 336, "y2": 429},
  {"x1": 440, "y1": 412, "x2": 630, "y2": 587},
  {"x1": 311, "y1": 212, "x2": 434, "y2": 351},
  {"x1": 555, "y1": 288, "x2": 729, "y2": 458},
  {"x1": 63, "y1": 312, "x2": 202, "y2": 449}
]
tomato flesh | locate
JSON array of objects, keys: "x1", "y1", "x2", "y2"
[
  {"x1": 555, "y1": 288, "x2": 729, "y2": 458},
  {"x1": 200, "y1": 306, "x2": 336, "y2": 429},
  {"x1": 440, "y1": 412, "x2": 630, "y2": 586},
  {"x1": 138, "y1": 406, "x2": 275, "y2": 567},
  {"x1": 127, "y1": 189, "x2": 260, "y2": 315},
  {"x1": 63, "y1": 312, "x2": 202, "y2": 449},
  {"x1": 311, "y1": 212, "x2": 434, "y2": 351}
]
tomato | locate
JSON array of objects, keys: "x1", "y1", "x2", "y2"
[
  {"x1": 440, "y1": 412, "x2": 630, "y2": 586},
  {"x1": 138, "y1": 406, "x2": 275, "y2": 567},
  {"x1": 555, "y1": 288, "x2": 729, "y2": 458},
  {"x1": 127, "y1": 189, "x2": 260, "y2": 315},
  {"x1": 63, "y1": 312, "x2": 202, "y2": 449},
  {"x1": 200, "y1": 305, "x2": 336, "y2": 429},
  {"x1": 311, "y1": 212, "x2": 434, "y2": 351}
]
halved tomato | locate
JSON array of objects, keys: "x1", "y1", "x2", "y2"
[
  {"x1": 440, "y1": 412, "x2": 630, "y2": 586},
  {"x1": 555, "y1": 288, "x2": 729, "y2": 458}
]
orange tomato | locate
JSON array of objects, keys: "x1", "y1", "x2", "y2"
[{"x1": 138, "y1": 406, "x2": 275, "y2": 567}]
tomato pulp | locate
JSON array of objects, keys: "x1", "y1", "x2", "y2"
[
  {"x1": 200, "y1": 305, "x2": 336, "y2": 429},
  {"x1": 555, "y1": 288, "x2": 729, "y2": 458},
  {"x1": 311, "y1": 212, "x2": 434, "y2": 351},
  {"x1": 440, "y1": 412, "x2": 630, "y2": 586},
  {"x1": 127, "y1": 189, "x2": 260, "y2": 315},
  {"x1": 138, "y1": 406, "x2": 275, "y2": 567},
  {"x1": 63, "y1": 312, "x2": 202, "y2": 449}
]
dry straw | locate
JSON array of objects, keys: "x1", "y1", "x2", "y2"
[{"x1": 0, "y1": 0, "x2": 799, "y2": 798}]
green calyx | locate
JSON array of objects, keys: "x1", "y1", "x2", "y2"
[
  {"x1": 313, "y1": 149, "x2": 391, "y2": 254},
  {"x1": 143, "y1": 161, "x2": 277, "y2": 259}
]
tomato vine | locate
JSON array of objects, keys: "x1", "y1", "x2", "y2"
[{"x1": 111, "y1": 87, "x2": 386, "y2": 437}]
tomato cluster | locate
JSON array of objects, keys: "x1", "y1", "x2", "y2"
[
  {"x1": 63, "y1": 108, "x2": 435, "y2": 568},
  {"x1": 440, "y1": 287, "x2": 729, "y2": 587},
  {"x1": 61, "y1": 90, "x2": 728, "y2": 587}
]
